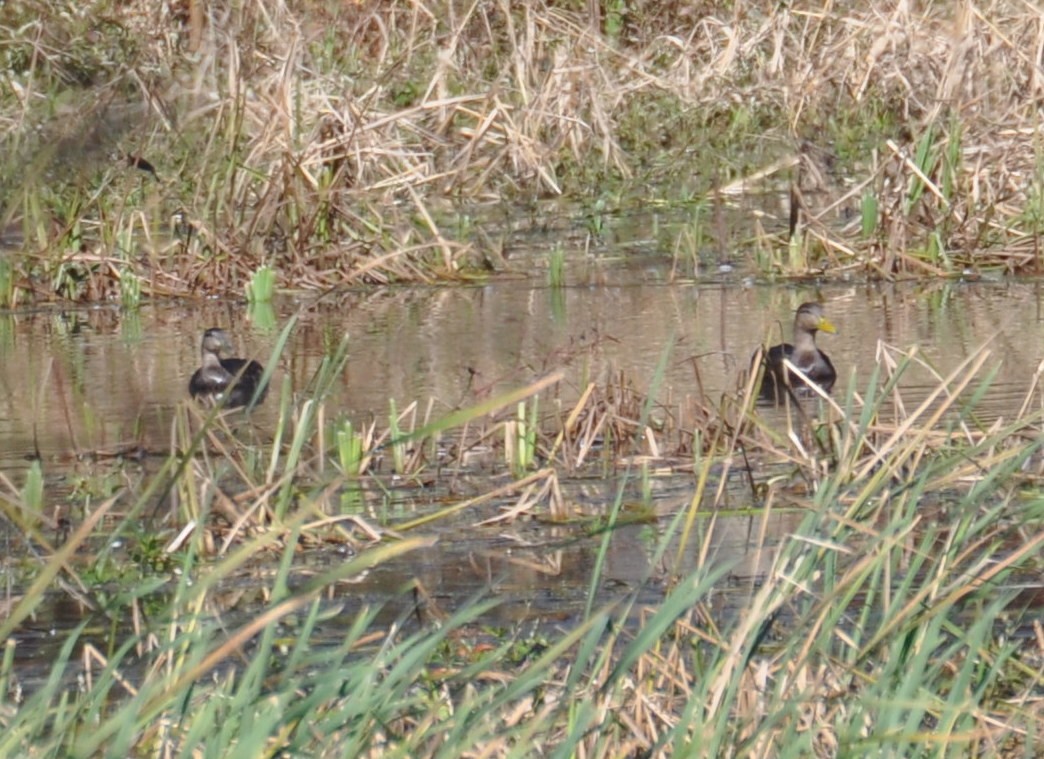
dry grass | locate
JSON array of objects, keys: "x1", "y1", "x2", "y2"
[{"x1": 1, "y1": 1, "x2": 1044, "y2": 301}]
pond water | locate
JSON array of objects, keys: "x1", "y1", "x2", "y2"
[
  {"x1": 3, "y1": 275, "x2": 1044, "y2": 679},
  {"x1": 2, "y1": 277, "x2": 1040, "y2": 468}
]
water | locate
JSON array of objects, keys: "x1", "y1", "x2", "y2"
[
  {"x1": 0, "y1": 278, "x2": 1039, "y2": 468},
  {"x1": 2, "y1": 276, "x2": 1043, "y2": 682}
]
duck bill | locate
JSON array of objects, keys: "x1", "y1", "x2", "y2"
[{"x1": 817, "y1": 317, "x2": 837, "y2": 334}]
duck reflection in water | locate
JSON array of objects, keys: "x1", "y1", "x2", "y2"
[
  {"x1": 189, "y1": 328, "x2": 268, "y2": 408},
  {"x1": 756, "y1": 302, "x2": 837, "y2": 403}
]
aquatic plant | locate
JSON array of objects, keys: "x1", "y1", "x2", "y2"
[
  {"x1": 1, "y1": 343, "x2": 1041, "y2": 755},
  {"x1": 547, "y1": 244, "x2": 565, "y2": 289},
  {"x1": 505, "y1": 398, "x2": 539, "y2": 477},
  {"x1": 860, "y1": 190, "x2": 878, "y2": 239},
  {"x1": 335, "y1": 419, "x2": 367, "y2": 478},
  {"x1": 0, "y1": 258, "x2": 16, "y2": 309},
  {"x1": 119, "y1": 268, "x2": 141, "y2": 309},
  {"x1": 245, "y1": 265, "x2": 276, "y2": 304}
]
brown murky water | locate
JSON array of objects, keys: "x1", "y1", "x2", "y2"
[
  {"x1": 2, "y1": 278, "x2": 1040, "y2": 466},
  {"x1": 3, "y1": 276, "x2": 1043, "y2": 677}
]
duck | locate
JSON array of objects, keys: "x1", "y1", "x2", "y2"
[
  {"x1": 188, "y1": 328, "x2": 267, "y2": 408},
  {"x1": 757, "y1": 302, "x2": 837, "y2": 402}
]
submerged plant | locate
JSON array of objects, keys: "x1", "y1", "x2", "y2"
[{"x1": 905, "y1": 126, "x2": 938, "y2": 215}]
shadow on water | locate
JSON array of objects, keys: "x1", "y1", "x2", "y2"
[{"x1": 4, "y1": 276, "x2": 1044, "y2": 685}]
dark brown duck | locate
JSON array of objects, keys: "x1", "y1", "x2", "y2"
[
  {"x1": 757, "y1": 302, "x2": 837, "y2": 402},
  {"x1": 189, "y1": 328, "x2": 267, "y2": 408}
]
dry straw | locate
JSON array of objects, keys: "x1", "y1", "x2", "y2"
[{"x1": 2, "y1": 1, "x2": 1044, "y2": 299}]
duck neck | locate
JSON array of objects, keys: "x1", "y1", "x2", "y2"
[
  {"x1": 201, "y1": 350, "x2": 224, "y2": 369},
  {"x1": 791, "y1": 329, "x2": 818, "y2": 358}
]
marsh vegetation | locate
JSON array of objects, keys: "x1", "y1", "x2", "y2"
[{"x1": 1, "y1": 1, "x2": 1043, "y2": 756}]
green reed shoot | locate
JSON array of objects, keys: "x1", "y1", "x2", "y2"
[
  {"x1": 786, "y1": 230, "x2": 806, "y2": 272},
  {"x1": 0, "y1": 638, "x2": 13, "y2": 704},
  {"x1": 274, "y1": 396, "x2": 319, "y2": 518},
  {"x1": 1024, "y1": 166, "x2": 1044, "y2": 233},
  {"x1": 506, "y1": 398, "x2": 538, "y2": 477},
  {"x1": 22, "y1": 460, "x2": 43, "y2": 513},
  {"x1": 674, "y1": 201, "x2": 705, "y2": 276},
  {"x1": 926, "y1": 229, "x2": 949, "y2": 268},
  {"x1": 905, "y1": 126, "x2": 937, "y2": 214},
  {"x1": 336, "y1": 419, "x2": 365, "y2": 477},
  {"x1": 548, "y1": 243, "x2": 565, "y2": 288},
  {"x1": 860, "y1": 190, "x2": 878, "y2": 238},
  {"x1": 389, "y1": 398, "x2": 406, "y2": 474},
  {"x1": 246, "y1": 264, "x2": 276, "y2": 303},
  {"x1": 584, "y1": 196, "x2": 608, "y2": 238},
  {"x1": 119, "y1": 268, "x2": 141, "y2": 308},
  {"x1": 603, "y1": 0, "x2": 625, "y2": 40},
  {"x1": 0, "y1": 257, "x2": 15, "y2": 308}
]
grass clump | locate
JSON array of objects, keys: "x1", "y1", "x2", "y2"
[
  {"x1": 245, "y1": 264, "x2": 276, "y2": 303},
  {"x1": 335, "y1": 419, "x2": 368, "y2": 478}
]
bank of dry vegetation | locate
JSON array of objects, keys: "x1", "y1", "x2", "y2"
[{"x1": 1, "y1": 0, "x2": 1044, "y2": 303}]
